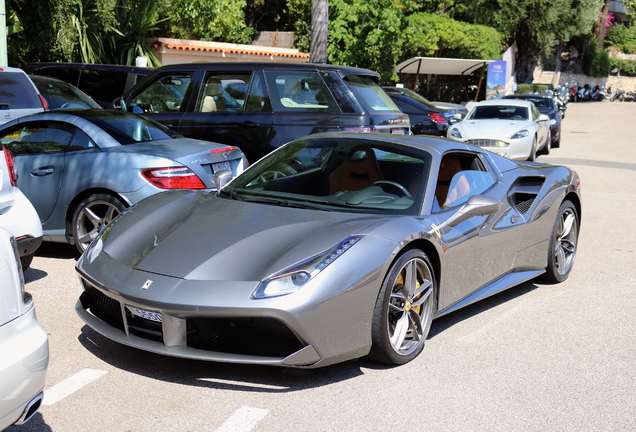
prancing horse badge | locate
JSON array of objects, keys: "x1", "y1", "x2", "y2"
[{"x1": 141, "y1": 280, "x2": 153, "y2": 290}]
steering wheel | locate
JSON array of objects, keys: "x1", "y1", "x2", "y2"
[
  {"x1": 373, "y1": 180, "x2": 412, "y2": 198},
  {"x1": 257, "y1": 170, "x2": 287, "y2": 183}
]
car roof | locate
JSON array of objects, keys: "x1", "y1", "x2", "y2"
[
  {"x1": 476, "y1": 99, "x2": 534, "y2": 107},
  {"x1": 150, "y1": 62, "x2": 380, "y2": 77},
  {"x1": 23, "y1": 62, "x2": 152, "y2": 74}
]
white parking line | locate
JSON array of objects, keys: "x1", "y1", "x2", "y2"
[
  {"x1": 214, "y1": 406, "x2": 270, "y2": 432},
  {"x1": 42, "y1": 368, "x2": 108, "y2": 406}
]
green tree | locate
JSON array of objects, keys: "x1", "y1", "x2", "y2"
[
  {"x1": 160, "y1": 0, "x2": 253, "y2": 43},
  {"x1": 449, "y1": 0, "x2": 603, "y2": 83}
]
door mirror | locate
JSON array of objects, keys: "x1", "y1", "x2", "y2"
[{"x1": 214, "y1": 169, "x2": 233, "y2": 191}]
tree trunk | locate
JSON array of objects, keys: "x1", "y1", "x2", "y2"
[
  {"x1": 514, "y1": 20, "x2": 540, "y2": 83},
  {"x1": 598, "y1": 0, "x2": 611, "y2": 49},
  {"x1": 310, "y1": 0, "x2": 328, "y2": 63}
]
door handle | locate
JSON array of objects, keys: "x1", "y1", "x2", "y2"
[
  {"x1": 31, "y1": 166, "x2": 54, "y2": 176},
  {"x1": 241, "y1": 121, "x2": 261, "y2": 127}
]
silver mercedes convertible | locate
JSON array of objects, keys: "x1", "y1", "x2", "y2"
[{"x1": 75, "y1": 132, "x2": 581, "y2": 368}]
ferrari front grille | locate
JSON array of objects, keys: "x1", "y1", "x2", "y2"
[
  {"x1": 187, "y1": 317, "x2": 306, "y2": 358},
  {"x1": 466, "y1": 139, "x2": 508, "y2": 148},
  {"x1": 80, "y1": 282, "x2": 125, "y2": 332}
]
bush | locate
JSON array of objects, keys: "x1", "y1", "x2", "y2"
[
  {"x1": 609, "y1": 57, "x2": 636, "y2": 76},
  {"x1": 516, "y1": 84, "x2": 553, "y2": 94}
]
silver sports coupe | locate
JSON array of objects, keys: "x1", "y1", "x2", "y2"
[
  {"x1": 0, "y1": 110, "x2": 247, "y2": 252},
  {"x1": 76, "y1": 132, "x2": 581, "y2": 368}
]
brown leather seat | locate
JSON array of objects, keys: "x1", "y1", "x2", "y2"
[
  {"x1": 435, "y1": 154, "x2": 470, "y2": 207},
  {"x1": 328, "y1": 150, "x2": 383, "y2": 195}
]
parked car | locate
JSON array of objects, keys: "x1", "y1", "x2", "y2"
[
  {"x1": 111, "y1": 62, "x2": 410, "y2": 163},
  {"x1": 503, "y1": 94, "x2": 564, "y2": 147},
  {"x1": 30, "y1": 75, "x2": 102, "y2": 110},
  {"x1": 446, "y1": 99, "x2": 551, "y2": 161},
  {"x1": 385, "y1": 86, "x2": 469, "y2": 116},
  {"x1": 75, "y1": 132, "x2": 581, "y2": 368},
  {"x1": 0, "y1": 110, "x2": 247, "y2": 252},
  {"x1": 0, "y1": 67, "x2": 48, "y2": 125},
  {"x1": 0, "y1": 226, "x2": 48, "y2": 430},
  {"x1": 23, "y1": 62, "x2": 151, "y2": 108},
  {"x1": 0, "y1": 147, "x2": 42, "y2": 270},
  {"x1": 383, "y1": 86, "x2": 460, "y2": 136}
]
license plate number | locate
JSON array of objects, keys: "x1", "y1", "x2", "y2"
[
  {"x1": 212, "y1": 162, "x2": 231, "y2": 173},
  {"x1": 391, "y1": 128, "x2": 407, "y2": 135},
  {"x1": 126, "y1": 306, "x2": 162, "y2": 322}
]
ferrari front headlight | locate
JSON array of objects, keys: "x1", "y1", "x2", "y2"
[
  {"x1": 252, "y1": 235, "x2": 364, "y2": 299},
  {"x1": 510, "y1": 129, "x2": 529, "y2": 139}
]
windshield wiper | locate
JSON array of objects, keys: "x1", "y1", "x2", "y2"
[
  {"x1": 217, "y1": 189, "x2": 244, "y2": 201},
  {"x1": 243, "y1": 197, "x2": 328, "y2": 210}
]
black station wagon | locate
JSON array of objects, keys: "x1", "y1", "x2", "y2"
[{"x1": 110, "y1": 62, "x2": 410, "y2": 162}]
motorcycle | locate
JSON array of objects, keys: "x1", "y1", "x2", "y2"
[{"x1": 612, "y1": 88, "x2": 625, "y2": 101}]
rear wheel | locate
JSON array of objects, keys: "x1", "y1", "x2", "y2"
[
  {"x1": 72, "y1": 193, "x2": 126, "y2": 253},
  {"x1": 540, "y1": 132, "x2": 552, "y2": 155},
  {"x1": 369, "y1": 249, "x2": 436, "y2": 365},
  {"x1": 543, "y1": 200, "x2": 579, "y2": 283},
  {"x1": 20, "y1": 253, "x2": 34, "y2": 271}
]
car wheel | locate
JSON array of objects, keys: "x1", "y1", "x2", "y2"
[
  {"x1": 527, "y1": 137, "x2": 537, "y2": 161},
  {"x1": 540, "y1": 132, "x2": 551, "y2": 155},
  {"x1": 553, "y1": 134, "x2": 561, "y2": 148},
  {"x1": 20, "y1": 253, "x2": 34, "y2": 271},
  {"x1": 72, "y1": 194, "x2": 126, "y2": 253},
  {"x1": 542, "y1": 200, "x2": 579, "y2": 283},
  {"x1": 369, "y1": 249, "x2": 436, "y2": 365}
]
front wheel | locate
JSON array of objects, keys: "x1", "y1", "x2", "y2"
[
  {"x1": 527, "y1": 137, "x2": 537, "y2": 161},
  {"x1": 369, "y1": 249, "x2": 436, "y2": 365},
  {"x1": 542, "y1": 200, "x2": 579, "y2": 283},
  {"x1": 72, "y1": 194, "x2": 126, "y2": 253}
]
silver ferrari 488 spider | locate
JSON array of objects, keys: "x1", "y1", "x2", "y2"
[{"x1": 76, "y1": 132, "x2": 581, "y2": 368}]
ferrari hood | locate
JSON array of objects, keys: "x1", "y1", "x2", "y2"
[
  {"x1": 459, "y1": 120, "x2": 529, "y2": 140},
  {"x1": 96, "y1": 191, "x2": 381, "y2": 281}
]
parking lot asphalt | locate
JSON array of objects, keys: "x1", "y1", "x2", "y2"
[{"x1": 8, "y1": 100, "x2": 636, "y2": 432}]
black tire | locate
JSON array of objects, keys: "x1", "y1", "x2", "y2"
[
  {"x1": 542, "y1": 200, "x2": 579, "y2": 283},
  {"x1": 527, "y1": 137, "x2": 537, "y2": 162},
  {"x1": 540, "y1": 132, "x2": 551, "y2": 155},
  {"x1": 72, "y1": 193, "x2": 126, "y2": 253},
  {"x1": 20, "y1": 253, "x2": 34, "y2": 271},
  {"x1": 368, "y1": 249, "x2": 436, "y2": 365},
  {"x1": 553, "y1": 134, "x2": 561, "y2": 149}
]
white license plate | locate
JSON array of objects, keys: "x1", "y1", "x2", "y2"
[
  {"x1": 391, "y1": 128, "x2": 407, "y2": 135},
  {"x1": 126, "y1": 306, "x2": 162, "y2": 322},
  {"x1": 212, "y1": 162, "x2": 231, "y2": 173}
]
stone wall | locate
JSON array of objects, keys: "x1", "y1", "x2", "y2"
[{"x1": 533, "y1": 69, "x2": 636, "y2": 91}]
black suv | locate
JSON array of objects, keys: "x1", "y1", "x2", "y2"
[
  {"x1": 23, "y1": 62, "x2": 151, "y2": 108},
  {"x1": 111, "y1": 62, "x2": 410, "y2": 162}
]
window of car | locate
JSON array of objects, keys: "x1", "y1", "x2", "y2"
[
  {"x1": 83, "y1": 112, "x2": 181, "y2": 144},
  {"x1": 131, "y1": 73, "x2": 192, "y2": 114},
  {"x1": 433, "y1": 152, "x2": 495, "y2": 212},
  {"x1": 0, "y1": 71, "x2": 42, "y2": 109},
  {"x1": 264, "y1": 71, "x2": 341, "y2": 113},
  {"x1": 197, "y1": 72, "x2": 272, "y2": 113},
  {"x1": 78, "y1": 69, "x2": 129, "y2": 106},
  {"x1": 67, "y1": 129, "x2": 97, "y2": 151},
  {"x1": 531, "y1": 105, "x2": 540, "y2": 120},
  {"x1": 343, "y1": 75, "x2": 402, "y2": 113},
  {"x1": 469, "y1": 105, "x2": 528, "y2": 121},
  {"x1": 0, "y1": 121, "x2": 75, "y2": 155}
]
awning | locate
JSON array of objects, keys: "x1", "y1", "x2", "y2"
[{"x1": 394, "y1": 57, "x2": 494, "y2": 76}]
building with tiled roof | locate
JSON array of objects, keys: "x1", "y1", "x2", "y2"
[{"x1": 148, "y1": 37, "x2": 309, "y2": 65}]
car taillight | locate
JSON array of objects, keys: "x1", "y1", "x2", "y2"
[
  {"x1": 210, "y1": 146, "x2": 237, "y2": 154},
  {"x1": 141, "y1": 167, "x2": 206, "y2": 189},
  {"x1": 39, "y1": 94, "x2": 49, "y2": 111},
  {"x1": 428, "y1": 113, "x2": 448, "y2": 125},
  {"x1": 343, "y1": 126, "x2": 376, "y2": 133},
  {"x1": 3, "y1": 146, "x2": 18, "y2": 186}
]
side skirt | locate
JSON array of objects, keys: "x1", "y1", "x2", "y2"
[{"x1": 434, "y1": 269, "x2": 545, "y2": 318}]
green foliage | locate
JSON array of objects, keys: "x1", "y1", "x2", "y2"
[
  {"x1": 403, "y1": 13, "x2": 502, "y2": 60},
  {"x1": 605, "y1": 24, "x2": 636, "y2": 54},
  {"x1": 578, "y1": 36, "x2": 611, "y2": 76},
  {"x1": 609, "y1": 57, "x2": 636, "y2": 76},
  {"x1": 327, "y1": 0, "x2": 414, "y2": 81},
  {"x1": 515, "y1": 83, "x2": 552, "y2": 94},
  {"x1": 160, "y1": 0, "x2": 253, "y2": 43}
]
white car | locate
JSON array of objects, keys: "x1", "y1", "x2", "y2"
[
  {"x1": 0, "y1": 227, "x2": 49, "y2": 430},
  {"x1": 446, "y1": 99, "x2": 551, "y2": 161},
  {"x1": 0, "y1": 147, "x2": 42, "y2": 270}
]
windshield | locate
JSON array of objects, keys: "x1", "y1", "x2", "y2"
[
  {"x1": 222, "y1": 137, "x2": 431, "y2": 215},
  {"x1": 344, "y1": 75, "x2": 402, "y2": 113},
  {"x1": 34, "y1": 77, "x2": 101, "y2": 110},
  {"x1": 80, "y1": 111, "x2": 182, "y2": 144},
  {"x1": 468, "y1": 105, "x2": 528, "y2": 121}
]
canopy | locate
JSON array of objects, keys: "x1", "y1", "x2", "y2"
[{"x1": 393, "y1": 57, "x2": 494, "y2": 76}]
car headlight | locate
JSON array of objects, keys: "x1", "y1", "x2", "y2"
[
  {"x1": 550, "y1": 119, "x2": 557, "y2": 126},
  {"x1": 510, "y1": 129, "x2": 529, "y2": 139},
  {"x1": 449, "y1": 128, "x2": 463, "y2": 139},
  {"x1": 252, "y1": 235, "x2": 364, "y2": 299}
]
